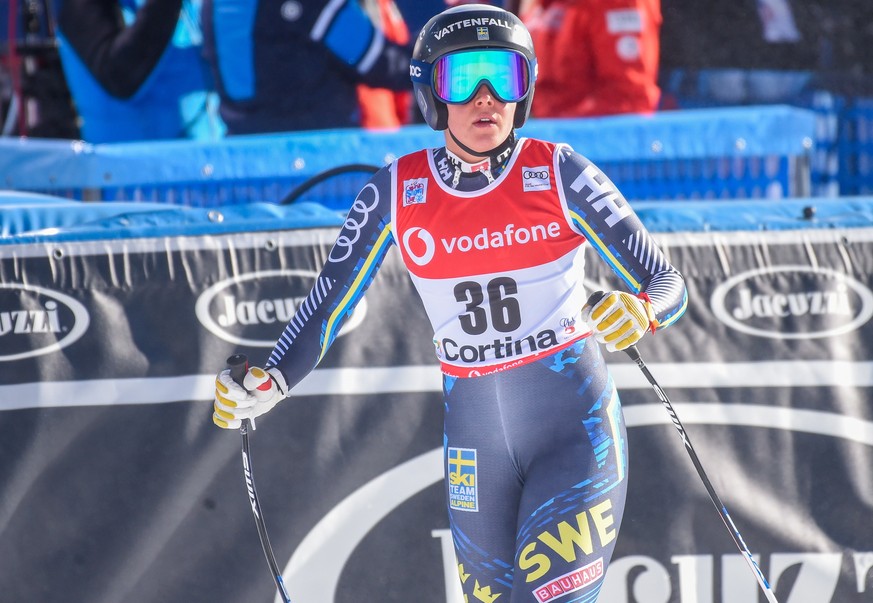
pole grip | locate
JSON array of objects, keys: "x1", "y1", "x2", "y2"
[
  {"x1": 227, "y1": 353, "x2": 249, "y2": 387},
  {"x1": 585, "y1": 290, "x2": 606, "y2": 308}
]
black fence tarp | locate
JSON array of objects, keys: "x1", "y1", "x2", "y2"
[{"x1": 1, "y1": 213, "x2": 872, "y2": 602}]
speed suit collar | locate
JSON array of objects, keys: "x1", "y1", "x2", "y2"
[{"x1": 443, "y1": 130, "x2": 519, "y2": 187}]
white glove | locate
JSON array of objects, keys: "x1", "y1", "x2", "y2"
[
  {"x1": 213, "y1": 366, "x2": 289, "y2": 429},
  {"x1": 581, "y1": 291, "x2": 656, "y2": 352}
]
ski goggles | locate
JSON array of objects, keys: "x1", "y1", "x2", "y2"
[{"x1": 410, "y1": 49, "x2": 535, "y2": 105}]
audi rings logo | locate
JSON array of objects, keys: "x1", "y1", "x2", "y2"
[
  {"x1": 0, "y1": 283, "x2": 90, "y2": 361},
  {"x1": 522, "y1": 165, "x2": 551, "y2": 192},
  {"x1": 195, "y1": 270, "x2": 367, "y2": 346},
  {"x1": 330, "y1": 183, "x2": 380, "y2": 264},
  {"x1": 401, "y1": 227, "x2": 436, "y2": 266},
  {"x1": 710, "y1": 265, "x2": 873, "y2": 339}
]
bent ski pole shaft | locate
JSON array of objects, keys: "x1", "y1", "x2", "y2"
[
  {"x1": 227, "y1": 354, "x2": 292, "y2": 603},
  {"x1": 625, "y1": 345, "x2": 779, "y2": 603}
]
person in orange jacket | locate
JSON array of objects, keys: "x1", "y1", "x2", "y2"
[{"x1": 519, "y1": 0, "x2": 661, "y2": 118}]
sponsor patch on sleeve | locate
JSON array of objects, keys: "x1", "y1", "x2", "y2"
[{"x1": 606, "y1": 9, "x2": 643, "y2": 34}]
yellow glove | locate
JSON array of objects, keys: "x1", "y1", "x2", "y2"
[
  {"x1": 581, "y1": 291, "x2": 656, "y2": 352},
  {"x1": 213, "y1": 366, "x2": 288, "y2": 429}
]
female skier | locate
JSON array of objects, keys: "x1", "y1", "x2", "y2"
[{"x1": 213, "y1": 4, "x2": 687, "y2": 601}]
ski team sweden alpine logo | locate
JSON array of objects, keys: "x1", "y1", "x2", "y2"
[
  {"x1": 403, "y1": 178, "x2": 428, "y2": 206},
  {"x1": 476, "y1": 26, "x2": 489, "y2": 40},
  {"x1": 448, "y1": 447, "x2": 479, "y2": 512}
]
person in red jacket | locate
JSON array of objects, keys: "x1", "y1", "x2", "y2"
[
  {"x1": 356, "y1": 0, "x2": 413, "y2": 129},
  {"x1": 519, "y1": 0, "x2": 661, "y2": 117}
]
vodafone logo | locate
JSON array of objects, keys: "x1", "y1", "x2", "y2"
[
  {"x1": 401, "y1": 227, "x2": 436, "y2": 266},
  {"x1": 401, "y1": 222, "x2": 563, "y2": 267}
]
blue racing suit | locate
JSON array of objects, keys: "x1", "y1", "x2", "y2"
[{"x1": 266, "y1": 137, "x2": 687, "y2": 601}]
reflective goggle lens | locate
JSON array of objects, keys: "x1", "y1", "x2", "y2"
[{"x1": 432, "y1": 50, "x2": 530, "y2": 104}]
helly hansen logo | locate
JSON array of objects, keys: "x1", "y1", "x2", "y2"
[
  {"x1": 522, "y1": 165, "x2": 551, "y2": 192},
  {"x1": 570, "y1": 164, "x2": 630, "y2": 227}
]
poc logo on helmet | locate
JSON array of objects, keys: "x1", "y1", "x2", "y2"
[
  {"x1": 522, "y1": 165, "x2": 551, "y2": 192},
  {"x1": 409, "y1": 64, "x2": 423, "y2": 78}
]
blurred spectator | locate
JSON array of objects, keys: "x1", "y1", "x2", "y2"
[
  {"x1": 518, "y1": 0, "x2": 662, "y2": 118},
  {"x1": 361, "y1": 0, "x2": 504, "y2": 128},
  {"x1": 394, "y1": 0, "x2": 451, "y2": 36},
  {"x1": 356, "y1": 0, "x2": 413, "y2": 129},
  {"x1": 202, "y1": 0, "x2": 412, "y2": 135},
  {"x1": 2, "y1": 0, "x2": 79, "y2": 138},
  {"x1": 660, "y1": 0, "x2": 873, "y2": 107},
  {"x1": 394, "y1": 0, "x2": 501, "y2": 126},
  {"x1": 55, "y1": 0, "x2": 225, "y2": 143}
]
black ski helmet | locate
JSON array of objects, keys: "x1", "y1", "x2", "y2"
[{"x1": 410, "y1": 4, "x2": 537, "y2": 131}]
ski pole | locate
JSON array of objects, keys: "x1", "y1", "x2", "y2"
[
  {"x1": 585, "y1": 293, "x2": 779, "y2": 602},
  {"x1": 227, "y1": 354, "x2": 292, "y2": 603}
]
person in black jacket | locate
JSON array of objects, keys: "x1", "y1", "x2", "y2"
[
  {"x1": 202, "y1": 0, "x2": 413, "y2": 134},
  {"x1": 56, "y1": 0, "x2": 224, "y2": 142},
  {"x1": 660, "y1": 0, "x2": 873, "y2": 105}
]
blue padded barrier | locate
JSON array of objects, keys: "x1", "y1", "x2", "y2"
[
  {"x1": 658, "y1": 69, "x2": 873, "y2": 197},
  {"x1": 834, "y1": 96, "x2": 873, "y2": 196},
  {"x1": 0, "y1": 193, "x2": 345, "y2": 241},
  {"x1": 4, "y1": 191, "x2": 868, "y2": 244},
  {"x1": 0, "y1": 105, "x2": 816, "y2": 208}
]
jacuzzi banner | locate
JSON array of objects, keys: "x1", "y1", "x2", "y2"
[{"x1": 1, "y1": 226, "x2": 871, "y2": 603}]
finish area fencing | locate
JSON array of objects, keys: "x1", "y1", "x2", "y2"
[
  {"x1": 0, "y1": 105, "x2": 817, "y2": 209},
  {"x1": 1, "y1": 196, "x2": 872, "y2": 602}
]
